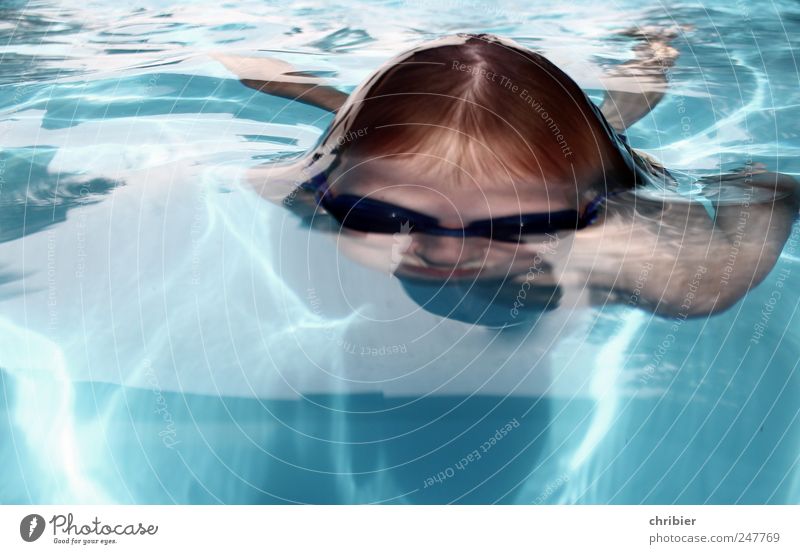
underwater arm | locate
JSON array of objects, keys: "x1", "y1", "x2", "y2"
[
  {"x1": 700, "y1": 170, "x2": 800, "y2": 313},
  {"x1": 631, "y1": 171, "x2": 800, "y2": 317},
  {"x1": 213, "y1": 53, "x2": 348, "y2": 112},
  {"x1": 599, "y1": 26, "x2": 684, "y2": 132},
  {"x1": 591, "y1": 170, "x2": 799, "y2": 317}
]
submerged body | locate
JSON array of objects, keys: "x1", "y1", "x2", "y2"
[{"x1": 217, "y1": 31, "x2": 799, "y2": 324}]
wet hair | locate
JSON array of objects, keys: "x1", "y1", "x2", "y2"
[{"x1": 314, "y1": 33, "x2": 636, "y2": 193}]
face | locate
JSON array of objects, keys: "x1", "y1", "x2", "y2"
[{"x1": 320, "y1": 155, "x2": 589, "y2": 281}]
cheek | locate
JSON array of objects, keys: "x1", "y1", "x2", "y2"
[
  {"x1": 329, "y1": 231, "x2": 403, "y2": 269},
  {"x1": 336, "y1": 230, "x2": 396, "y2": 251}
]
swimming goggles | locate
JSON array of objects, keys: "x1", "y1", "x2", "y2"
[
  {"x1": 307, "y1": 173, "x2": 612, "y2": 242},
  {"x1": 301, "y1": 95, "x2": 636, "y2": 241}
]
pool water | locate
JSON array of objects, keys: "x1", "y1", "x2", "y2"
[{"x1": 1, "y1": 0, "x2": 800, "y2": 504}]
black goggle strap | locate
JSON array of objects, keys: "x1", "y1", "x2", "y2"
[
  {"x1": 300, "y1": 145, "x2": 344, "y2": 199},
  {"x1": 578, "y1": 192, "x2": 610, "y2": 227},
  {"x1": 584, "y1": 96, "x2": 647, "y2": 188}
]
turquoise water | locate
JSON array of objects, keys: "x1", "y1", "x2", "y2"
[{"x1": 1, "y1": 0, "x2": 800, "y2": 503}]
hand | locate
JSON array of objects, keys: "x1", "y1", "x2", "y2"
[
  {"x1": 212, "y1": 53, "x2": 322, "y2": 85},
  {"x1": 617, "y1": 24, "x2": 693, "y2": 43},
  {"x1": 619, "y1": 24, "x2": 692, "y2": 67}
]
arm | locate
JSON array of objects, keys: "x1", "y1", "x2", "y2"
[
  {"x1": 636, "y1": 170, "x2": 798, "y2": 317},
  {"x1": 586, "y1": 168, "x2": 799, "y2": 318},
  {"x1": 213, "y1": 53, "x2": 348, "y2": 112},
  {"x1": 699, "y1": 169, "x2": 800, "y2": 312},
  {"x1": 599, "y1": 26, "x2": 684, "y2": 132}
]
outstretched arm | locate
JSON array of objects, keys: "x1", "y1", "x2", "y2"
[
  {"x1": 599, "y1": 26, "x2": 684, "y2": 132},
  {"x1": 700, "y1": 168, "x2": 800, "y2": 311},
  {"x1": 586, "y1": 167, "x2": 799, "y2": 318},
  {"x1": 633, "y1": 170, "x2": 798, "y2": 317},
  {"x1": 213, "y1": 53, "x2": 348, "y2": 112}
]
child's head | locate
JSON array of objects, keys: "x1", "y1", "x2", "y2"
[
  {"x1": 313, "y1": 33, "x2": 634, "y2": 217},
  {"x1": 308, "y1": 34, "x2": 638, "y2": 282}
]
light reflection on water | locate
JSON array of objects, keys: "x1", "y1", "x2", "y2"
[{"x1": 0, "y1": 0, "x2": 799, "y2": 503}]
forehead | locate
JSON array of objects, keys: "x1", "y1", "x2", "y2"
[{"x1": 324, "y1": 156, "x2": 577, "y2": 221}]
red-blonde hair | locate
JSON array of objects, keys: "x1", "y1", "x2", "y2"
[{"x1": 313, "y1": 34, "x2": 635, "y2": 193}]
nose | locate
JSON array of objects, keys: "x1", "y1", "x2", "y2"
[{"x1": 411, "y1": 234, "x2": 487, "y2": 268}]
